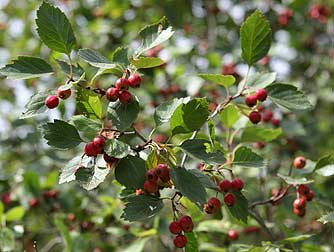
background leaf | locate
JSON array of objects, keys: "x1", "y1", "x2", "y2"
[
  {"x1": 219, "y1": 105, "x2": 240, "y2": 128},
  {"x1": 20, "y1": 89, "x2": 52, "y2": 119},
  {"x1": 130, "y1": 57, "x2": 164, "y2": 69},
  {"x1": 241, "y1": 127, "x2": 282, "y2": 142},
  {"x1": 233, "y1": 146, "x2": 264, "y2": 168},
  {"x1": 198, "y1": 74, "x2": 235, "y2": 88},
  {"x1": 5, "y1": 206, "x2": 25, "y2": 222},
  {"x1": 0, "y1": 228, "x2": 15, "y2": 252}
]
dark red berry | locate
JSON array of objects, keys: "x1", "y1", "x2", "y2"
[
  {"x1": 43, "y1": 189, "x2": 57, "y2": 199},
  {"x1": 257, "y1": 105, "x2": 265, "y2": 112},
  {"x1": 228, "y1": 230, "x2": 239, "y2": 240},
  {"x1": 84, "y1": 142, "x2": 100, "y2": 157},
  {"x1": 178, "y1": 215, "x2": 194, "y2": 233},
  {"x1": 297, "y1": 184, "x2": 310, "y2": 195},
  {"x1": 119, "y1": 90, "x2": 132, "y2": 104},
  {"x1": 169, "y1": 221, "x2": 182, "y2": 234},
  {"x1": 249, "y1": 111, "x2": 261, "y2": 124},
  {"x1": 45, "y1": 95, "x2": 59, "y2": 109},
  {"x1": 224, "y1": 193, "x2": 236, "y2": 207},
  {"x1": 146, "y1": 169, "x2": 158, "y2": 182},
  {"x1": 106, "y1": 87, "x2": 119, "y2": 101},
  {"x1": 1, "y1": 192, "x2": 11, "y2": 206},
  {"x1": 128, "y1": 74, "x2": 141, "y2": 88},
  {"x1": 245, "y1": 94, "x2": 257, "y2": 107},
  {"x1": 271, "y1": 118, "x2": 281, "y2": 127},
  {"x1": 255, "y1": 88, "x2": 267, "y2": 101},
  {"x1": 93, "y1": 136, "x2": 106, "y2": 151},
  {"x1": 204, "y1": 197, "x2": 221, "y2": 214},
  {"x1": 231, "y1": 178, "x2": 244, "y2": 191},
  {"x1": 155, "y1": 164, "x2": 170, "y2": 182},
  {"x1": 173, "y1": 234, "x2": 187, "y2": 248},
  {"x1": 219, "y1": 179, "x2": 232, "y2": 192},
  {"x1": 115, "y1": 77, "x2": 129, "y2": 91},
  {"x1": 305, "y1": 190, "x2": 314, "y2": 201},
  {"x1": 293, "y1": 197, "x2": 306, "y2": 209},
  {"x1": 293, "y1": 156, "x2": 306, "y2": 169},
  {"x1": 262, "y1": 110, "x2": 273, "y2": 122},
  {"x1": 68, "y1": 213, "x2": 76, "y2": 222},
  {"x1": 57, "y1": 88, "x2": 71, "y2": 99},
  {"x1": 28, "y1": 198, "x2": 39, "y2": 208},
  {"x1": 143, "y1": 180, "x2": 158, "y2": 193},
  {"x1": 293, "y1": 207, "x2": 306, "y2": 217},
  {"x1": 103, "y1": 153, "x2": 117, "y2": 164}
]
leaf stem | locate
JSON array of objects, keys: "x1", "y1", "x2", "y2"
[{"x1": 67, "y1": 53, "x2": 73, "y2": 80}]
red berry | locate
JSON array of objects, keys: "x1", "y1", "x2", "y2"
[
  {"x1": 93, "y1": 136, "x2": 106, "y2": 151},
  {"x1": 169, "y1": 221, "x2": 182, "y2": 234},
  {"x1": 249, "y1": 111, "x2": 261, "y2": 124},
  {"x1": 245, "y1": 94, "x2": 257, "y2": 107},
  {"x1": 146, "y1": 169, "x2": 158, "y2": 182},
  {"x1": 173, "y1": 234, "x2": 187, "y2": 248},
  {"x1": 106, "y1": 87, "x2": 119, "y2": 101},
  {"x1": 262, "y1": 110, "x2": 273, "y2": 122},
  {"x1": 28, "y1": 198, "x2": 39, "y2": 208},
  {"x1": 257, "y1": 105, "x2": 265, "y2": 112},
  {"x1": 128, "y1": 74, "x2": 142, "y2": 88},
  {"x1": 228, "y1": 230, "x2": 239, "y2": 240},
  {"x1": 115, "y1": 77, "x2": 129, "y2": 91},
  {"x1": 43, "y1": 189, "x2": 57, "y2": 199},
  {"x1": 1, "y1": 192, "x2": 11, "y2": 206},
  {"x1": 219, "y1": 179, "x2": 232, "y2": 192},
  {"x1": 293, "y1": 197, "x2": 306, "y2": 209},
  {"x1": 243, "y1": 226, "x2": 260, "y2": 234},
  {"x1": 45, "y1": 95, "x2": 59, "y2": 109},
  {"x1": 305, "y1": 190, "x2": 314, "y2": 201},
  {"x1": 224, "y1": 193, "x2": 236, "y2": 207},
  {"x1": 135, "y1": 189, "x2": 144, "y2": 196},
  {"x1": 231, "y1": 178, "x2": 244, "y2": 191},
  {"x1": 119, "y1": 90, "x2": 132, "y2": 104},
  {"x1": 293, "y1": 156, "x2": 306, "y2": 169},
  {"x1": 204, "y1": 197, "x2": 221, "y2": 214},
  {"x1": 68, "y1": 213, "x2": 76, "y2": 222},
  {"x1": 297, "y1": 184, "x2": 310, "y2": 195},
  {"x1": 178, "y1": 215, "x2": 194, "y2": 233},
  {"x1": 271, "y1": 118, "x2": 281, "y2": 127},
  {"x1": 155, "y1": 164, "x2": 170, "y2": 182},
  {"x1": 57, "y1": 88, "x2": 71, "y2": 99},
  {"x1": 293, "y1": 207, "x2": 306, "y2": 217},
  {"x1": 143, "y1": 180, "x2": 158, "y2": 193},
  {"x1": 255, "y1": 88, "x2": 267, "y2": 102},
  {"x1": 84, "y1": 142, "x2": 100, "y2": 157},
  {"x1": 254, "y1": 141, "x2": 266, "y2": 149},
  {"x1": 103, "y1": 153, "x2": 117, "y2": 164}
]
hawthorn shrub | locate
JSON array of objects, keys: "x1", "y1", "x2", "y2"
[{"x1": 0, "y1": 1, "x2": 333, "y2": 252}]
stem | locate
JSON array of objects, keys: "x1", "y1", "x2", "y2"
[
  {"x1": 248, "y1": 209, "x2": 275, "y2": 241},
  {"x1": 180, "y1": 130, "x2": 198, "y2": 167},
  {"x1": 67, "y1": 54, "x2": 73, "y2": 80},
  {"x1": 133, "y1": 127, "x2": 148, "y2": 142}
]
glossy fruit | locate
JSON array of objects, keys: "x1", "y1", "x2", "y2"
[
  {"x1": 155, "y1": 164, "x2": 170, "y2": 182},
  {"x1": 293, "y1": 207, "x2": 306, "y2": 217},
  {"x1": 178, "y1": 215, "x2": 194, "y2": 233},
  {"x1": 115, "y1": 77, "x2": 129, "y2": 90},
  {"x1": 169, "y1": 221, "x2": 182, "y2": 234},
  {"x1": 106, "y1": 87, "x2": 119, "y2": 101},
  {"x1": 293, "y1": 197, "x2": 306, "y2": 209},
  {"x1": 146, "y1": 169, "x2": 158, "y2": 182},
  {"x1": 255, "y1": 88, "x2": 267, "y2": 101},
  {"x1": 45, "y1": 95, "x2": 59, "y2": 109},
  {"x1": 84, "y1": 142, "x2": 100, "y2": 157},
  {"x1": 219, "y1": 179, "x2": 232, "y2": 192},
  {"x1": 249, "y1": 111, "x2": 261, "y2": 124},
  {"x1": 293, "y1": 156, "x2": 306, "y2": 169},
  {"x1": 103, "y1": 153, "x2": 117, "y2": 164},
  {"x1": 224, "y1": 193, "x2": 236, "y2": 207},
  {"x1": 231, "y1": 178, "x2": 244, "y2": 191},
  {"x1": 262, "y1": 110, "x2": 273, "y2": 122},
  {"x1": 204, "y1": 197, "x2": 221, "y2": 214},
  {"x1": 271, "y1": 118, "x2": 281, "y2": 127},
  {"x1": 297, "y1": 184, "x2": 310, "y2": 195},
  {"x1": 228, "y1": 230, "x2": 239, "y2": 240},
  {"x1": 173, "y1": 234, "x2": 187, "y2": 248},
  {"x1": 119, "y1": 90, "x2": 132, "y2": 104},
  {"x1": 93, "y1": 136, "x2": 106, "y2": 151},
  {"x1": 57, "y1": 88, "x2": 71, "y2": 99},
  {"x1": 245, "y1": 94, "x2": 257, "y2": 107},
  {"x1": 143, "y1": 180, "x2": 158, "y2": 193},
  {"x1": 128, "y1": 74, "x2": 142, "y2": 88},
  {"x1": 305, "y1": 190, "x2": 314, "y2": 201}
]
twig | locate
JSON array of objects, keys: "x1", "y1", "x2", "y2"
[
  {"x1": 133, "y1": 127, "x2": 148, "y2": 142},
  {"x1": 248, "y1": 209, "x2": 276, "y2": 241}
]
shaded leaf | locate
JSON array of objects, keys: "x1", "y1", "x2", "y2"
[
  {"x1": 59, "y1": 156, "x2": 90, "y2": 184},
  {"x1": 226, "y1": 191, "x2": 249, "y2": 223},
  {"x1": 233, "y1": 146, "x2": 264, "y2": 168},
  {"x1": 188, "y1": 169, "x2": 218, "y2": 190},
  {"x1": 56, "y1": 59, "x2": 84, "y2": 81},
  {"x1": 115, "y1": 156, "x2": 146, "y2": 189},
  {"x1": 241, "y1": 127, "x2": 282, "y2": 142},
  {"x1": 105, "y1": 139, "x2": 131, "y2": 159}
]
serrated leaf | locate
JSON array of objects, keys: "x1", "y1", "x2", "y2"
[
  {"x1": 112, "y1": 47, "x2": 129, "y2": 67},
  {"x1": 170, "y1": 98, "x2": 209, "y2": 135},
  {"x1": 0, "y1": 228, "x2": 15, "y2": 252},
  {"x1": 180, "y1": 139, "x2": 226, "y2": 165},
  {"x1": 318, "y1": 212, "x2": 334, "y2": 224},
  {"x1": 76, "y1": 87, "x2": 102, "y2": 119},
  {"x1": 154, "y1": 97, "x2": 189, "y2": 126},
  {"x1": 170, "y1": 168, "x2": 207, "y2": 209},
  {"x1": 226, "y1": 191, "x2": 249, "y2": 223},
  {"x1": 277, "y1": 174, "x2": 313, "y2": 185},
  {"x1": 130, "y1": 57, "x2": 164, "y2": 69},
  {"x1": 115, "y1": 156, "x2": 146, "y2": 189},
  {"x1": 185, "y1": 232, "x2": 199, "y2": 252},
  {"x1": 105, "y1": 139, "x2": 131, "y2": 159},
  {"x1": 241, "y1": 127, "x2": 282, "y2": 142},
  {"x1": 54, "y1": 215, "x2": 73, "y2": 252},
  {"x1": 198, "y1": 74, "x2": 235, "y2": 88},
  {"x1": 233, "y1": 146, "x2": 264, "y2": 168},
  {"x1": 20, "y1": 89, "x2": 52, "y2": 119},
  {"x1": 240, "y1": 10, "x2": 272, "y2": 66},
  {"x1": 5, "y1": 206, "x2": 25, "y2": 222},
  {"x1": 314, "y1": 154, "x2": 334, "y2": 170},
  {"x1": 36, "y1": 1, "x2": 76, "y2": 54},
  {"x1": 107, "y1": 96, "x2": 140, "y2": 131},
  {"x1": 80, "y1": 165, "x2": 111, "y2": 190},
  {"x1": 56, "y1": 59, "x2": 84, "y2": 81},
  {"x1": 0, "y1": 56, "x2": 53, "y2": 80},
  {"x1": 219, "y1": 105, "x2": 240, "y2": 128},
  {"x1": 121, "y1": 195, "x2": 163, "y2": 221},
  {"x1": 41, "y1": 119, "x2": 83, "y2": 149},
  {"x1": 74, "y1": 166, "x2": 94, "y2": 183},
  {"x1": 59, "y1": 156, "x2": 90, "y2": 184},
  {"x1": 69, "y1": 115, "x2": 101, "y2": 141},
  {"x1": 243, "y1": 72, "x2": 276, "y2": 91},
  {"x1": 266, "y1": 83, "x2": 313, "y2": 111},
  {"x1": 188, "y1": 169, "x2": 219, "y2": 190},
  {"x1": 78, "y1": 48, "x2": 116, "y2": 68}
]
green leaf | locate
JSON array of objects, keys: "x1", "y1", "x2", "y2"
[
  {"x1": 0, "y1": 202, "x2": 3, "y2": 224},
  {"x1": 36, "y1": 1, "x2": 76, "y2": 54},
  {"x1": 318, "y1": 212, "x2": 334, "y2": 224},
  {"x1": 136, "y1": 16, "x2": 174, "y2": 56},
  {"x1": 170, "y1": 98, "x2": 209, "y2": 135},
  {"x1": 80, "y1": 165, "x2": 111, "y2": 190},
  {"x1": 115, "y1": 156, "x2": 146, "y2": 189},
  {"x1": 243, "y1": 72, "x2": 276, "y2": 91},
  {"x1": 76, "y1": 87, "x2": 102, "y2": 119},
  {"x1": 70, "y1": 115, "x2": 101, "y2": 141},
  {"x1": 240, "y1": 10, "x2": 272, "y2": 66},
  {"x1": 56, "y1": 59, "x2": 84, "y2": 81},
  {"x1": 121, "y1": 195, "x2": 164, "y2": 221},
  {"x1": 122, "y1": 238, "x2": 150, "y2": 252},
  {"x1": 185, "y1": 232, "x2": 199, "y2": 252},
  {"x1": 130, "y1": 57, "x2": 164, "y2": 69},
  {"x1": 58, "y1": 72, "x2": 85, "y2": 91},
  {"x1": 78, "y1": 48, "x2": 116, "y2": 68},
  {"x1": 277, "y1": 174, "x2": 313, "y2": 185},
  {"x1": 112, "y1": 47, "x2": 129, "y2": 67},
  {"x1": 170, "y1": 168, "x2": 207, "y2": 209},
  {"x1": 233, "y1": 146, "x2": 264, "y2": 168},
  {"x1": 180, "y1": 139, "x2": 226, "y2": 165},
  {"x1": 20, "y1": 89, "x2": 52, "y2": 119},
  {"x1": 146, "y1": 150, "x2": 159, "y2": 170},
  {"x1": 105, "y1": 139, "x2": 131, "y2": 159},
  {"x1": 154, "y1": 97, "x2": 189, "y2": 126},
  {"x1": 0, "y1": 228, "x2": 15, "y2": 252},
  {"x1": 280, "y1": 235, "x2": 313, "y2": 244},
  {"x1": 0, "y1": 56, "x2": 53, "y2": 80},
  {"x1": 314, "y1": 154, "x2": 334, "y2": 170},
  {"x1": 75, "y1": 166, "x2": 94, "y2": 183},
  {"x1": 107, "y1": 96, "x2": 140, "y2": 131},
  {"x1": 5, "y1": 206, "x2": 25, "y2": 222},
  {"x1": 266, "y1": 83, "x2": 313, "y2": 111},
  {"x1": 59, "y1": 156, "x2": 89, "y2": 184},
  {"x1": 41, "y1": 119, "x2": 83, "y2": 149},
  {"x1": 241, "y1": 127, "x2": 282, "y2": 142},
  {"x1": 316, "y1": 165, "x2": 334, "y2": 177},
  {"x1": 226, "y1": 191, "x2": 249, "y2": 223},
  {"x1": 188, "y1": 169, "x2": 219, "y2": 190},
  {"x1": 219, "y1": 105, "x2": 240, "y2": 128},
  {"x1": 54, "y1": 215, "x2": 73, "y2": 252},
  {"x1": 197, "y1": 74, "x2": 236, "y2": 88}
]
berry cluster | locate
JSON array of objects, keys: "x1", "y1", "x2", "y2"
[
  {"x1": 278, "y1": 8, "x2": 293, "y2": 26},
  {"x1": 45, "y1": 87, "x2": 72, "y2": 109},
  {"x1": 309, "y1": 4, "x2": 331, "y2": 23},
  {"x1": 293, "y1": 184, "x2": 314, "y2": 217},
  {"x1": 143, "y1": 164, "x2": 170, "y2": 193},
  {"x1": 84, "y1": 135, "x2": 118, "y2": 164},
  {"x1": 105, "y1": 74, "x2": 141, "y2": 104},
  {"x1": 245, "y1": 88, "x2": 268, "y2": 124},
  {"x1": 260, "y1": 108, "x2": 281, "y2": 127},
  {"x1": 169, "y1": 215, "x2": 194, "y2": 248}
]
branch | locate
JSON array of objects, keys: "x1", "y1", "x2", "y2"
[{"x1": 248, "y1": 209, "x2": 276, "y2": 241}]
